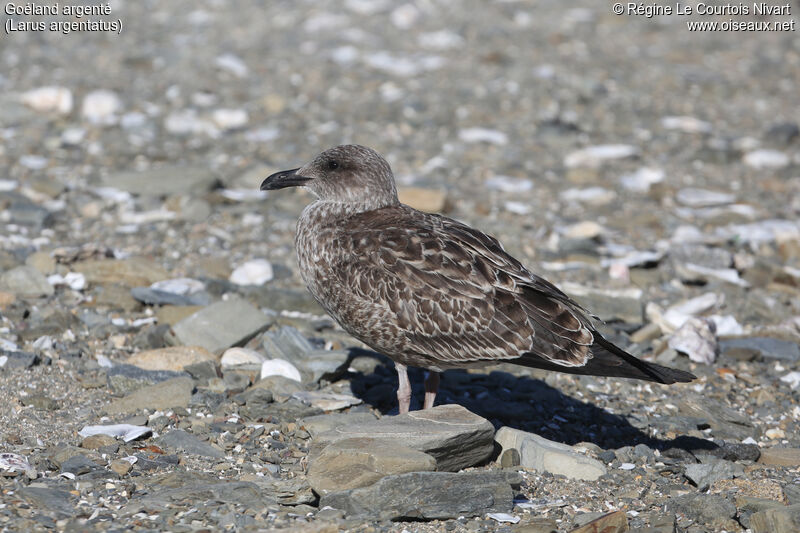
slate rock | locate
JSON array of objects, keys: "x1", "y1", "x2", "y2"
[
  {"x1": 0, "y1": 350, "x2": 40, "y2": 370},
  {"x1": 560, "y1": 283, "x2": 643, "y2": 323},
  {"x1": 570, "y1": 511, "x2": 628, "y2": 533},
  {"x1": 102, "y1": 165, "x2": 219, "y2": 196},
  {"x1": 76, "y1": 257, "x2": 168, "y2": 287},
  {"x1": 107, "y1": 364, "x2": 190, "y2": 395},
  {"x1": 0, "y1": 266, "x2": 54, "y2": 298},
  {"x1": 60, "y1": 454, "x2": 101, "y2": 476},
  {"x1": 156, "y1": 429, "x2": 224, "y2": 458},
  {"x1": 758, "y1": 447, "x2": 800, "y2": 467},
  {"x1": 708, "y1": 441, "x2": 761, "y2": 462},
  {"x1": 126, "y1": 345, "x2": 217, "y2": 372},
  {"x1": 684, "y1": 459, "x2": 743, "y2": 490},
  {"x1": 307, "y1": 437, "x2": 437, "y2": 495},
  {"x1": 167, "y1": 297, "x2": 273, "y2": 353},
  {"x1": 749, "y1": 504, "x2": 800, "y2": 533},
  {"x1": 720, "y1": 337, "x2": 800, "y2": 362},
  {"x1": 667, "y1": 493, "x2": 737, "y2": 529},
  {"x1": 21, "y1": 394, "x2": 58, "y2": 410},
  {"x1": 678, "y1": 396, "x2": 757, "y2": 440},
  {"x1": 312, "y1": 404, "x2": 495, "y2": 471},
  {"x1": 142, "y1": 472, "x2": 277, "y2": 509},
  {"x1": 105, "y1": 377, "x2": 193, "y2": 414},
  {"x1": 18, "y1": 487, "x2": 77, "y2": 518},
  {"x1": 300, "y1": 412, "x2": 379, "y2": 437},
  {"x1": 248, "y1": 399, "x2": 322, "y2": 422},
  {"x1": 784, "y1": 484, "x2": 800, "y2": 505},
  {"x1": 496, "y1": 427, "x2": 606, "y2": 481},
  {"x1": 320, "y1": 470, "x2": 519, "y2": 521}
]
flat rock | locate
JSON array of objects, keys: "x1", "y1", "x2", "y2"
[
  {"x1": 320, "y1": 470, "x2": 519, "y2": 521},
  {"x1": 141, "y1": 472, "x2": 277, "y2": 510},
  {"x1": 156, "y1": 429, "x2": 224, "y2": 458},
  {"x1": 76, "y1": 257, "x2": 168, "y2": 287},
  {"x1": 307, "y1": 437, "x2": 436, "y2": 494},
  {"x1": 126, "y1": 346, "x2": 217, "y2": 372},
  {"x1": 312, "y1": 404, "x2": 495, "y2": 471},
  {"x1": 105, "y1": 377, "x2": 193, "y2": 414},
  {"x1": 0, "y1": 266, "x2": 54, "y2": 298},
  {"x1": 684, "y1": 459, "x2": 743, "y2": 490},
  {"x1": 0, "y1": 350, "x2": 39, "y2": 370},
  {"x1": 678, "y1": 396, "x2": 757, "y2": 441},
  {"x1": 667, "y1": 493, "x2": 737, "y2": 530},
  {"x1": 300, "y1": 412, "x2": 379, "y2": 436},
  {"x1": 167, "y1": 297, "x2": 273, "y2": 353},
  {"x1": 749, "y1": 504, "x2": 800, "y2": 533},
  {"x1": 758, "y1": 448, "x2": 800, "y2": 467},
  {"x1": 720, "y1": 337, "x2": 800, "y2": 362},
  {"x1": 292, "y1": 390, "x2": 362, "y2": 411},
  {"x1": 131, "y1": 286, "x2": 212, "y2": 306},
  {"x1": 107, "y1": 364, "x2": 190, "y2": 395},
  {"x1": 156, "y1": 305, "x2": 204, "y2": 325},
  {"x1": 496, "y1": 427, "x2": 607, "y2": 481},
  {"x1": 17, "y1": 487, "x2": 77, "y2": 518},
  {"x1": 102, "y1": 165, "x2": 219, "y2": 196},
  {"x1": 569, "y1": 511, "x2": 628, "y2": 533}
]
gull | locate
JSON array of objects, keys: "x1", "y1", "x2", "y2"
[{"x1": 261, "y1": 145, "x2": 695, "y2": 413}]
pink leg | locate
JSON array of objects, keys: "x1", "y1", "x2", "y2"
[
  {"x1": 424, "y1": 370, "x2": 440, "y2": 409},
  {"x1": 396, "y1": 363, "x2": 412, "y2": 414}
]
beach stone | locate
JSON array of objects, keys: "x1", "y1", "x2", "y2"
[
  {"x1": 300, "y1": 412, "x2": 379, "y2": 436},
  {"x1": 570, "y1": 511, "x2": 628, "y2": 533},
  {"x1": 319, "y1": 470, "x2": 519, "y2": 521},
  {"x1": 684, "y1": 459, "x2": 743, "y2": 490},
  {"x1": 677, "y1": 396, "x2": 757, "y2": 440},
  {"x1": 17, "y1": 487, "x2": 77, "y2": 518},
  {"x1": 81, "y1": 434, "x2": 117, "y2": 450},
  {"x1": 0, "y1": 350, "x2": 39, "y2": 370},
  {"x1": 720, "y1": 337, "x2": 800, "y2": 362},
  {"x1": 155, "y1": 305, "x2": 204, "y2": 326},
  {"x1": 667, "y1": 493, "x2": 736, "y2": 530},
  {"x1": 109, "y1": 459, "x2": 133, "y2": 476},
  {"x1": 76, "y1": 257, "x2": 168, "y2": 287},
  {"x1": 21, "y1": 394, "x2": 58, "y2": 411},
  {"x1": 560, "y1": 283, "x2": 643, "y2": 323},
  {"x1": 292, "y1": 390, "x2": 362, "y2": 411},
  {"x1": 311, "y1": 404, "x2": 495, "y2": 471},
  {"x1": 0, "y1": 266, "x2": 54, "y2": 298},
  {"x1": 142, "y1": 471, "x2": 277, "y2": 509},
  {"x1": 126, "y1": 346, "x2": 216, "y2": 372},
  {"x1": 105, "y1": 377, "x2": 193, "y2": 414},
  {"x1": 749, "y1": 504, "x2": 800, "y2": 533},
  {"x1": 221, "y1": 347, "x2": 266, "y2": 368},
  {"x1": 102, "y1": 165, "x2": 219, "y2": 196},
  {"x1": 25, "y1": 251, "x2": 56, "y2": 274},
  {"x1": 758, "y1": 448, "x2": 800, "y2": 467},
  {"x1": 250, "y1": 375, "x2": 305, "y2": 402},
  {"x1": 130, "y1": 286, "x2": 211, "y2": 306},
  {"x1": 520, "y1": 432, "x2": 606, "y2": 481},
  {"x1": 107, "y1": 364, "x2": 190, "y2": 395},
  {"x1": 60, "y1": 454, "x2": 101, "y2": 476},
  {"x1": 156, "y1": 429, "x2": 224, "y2": 458},
  {"x1": 307, "y1": 437, "x2": 436, "y2": 495},
  {"x1": 167, "y1": 297, "x2": 273, "y2": 353}
]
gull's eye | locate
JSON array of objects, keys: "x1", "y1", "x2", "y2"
[{"x1": 327, "y1": 160, "x2": 339, "y2": 170}]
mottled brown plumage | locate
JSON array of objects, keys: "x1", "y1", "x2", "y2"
[{"x1": 261, "y1": 145, "x2": 695, "y2": 413}]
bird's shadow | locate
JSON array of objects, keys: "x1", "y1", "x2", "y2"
[{"x1": 339, "y1": 348, "x2": 715, "y2": 455}]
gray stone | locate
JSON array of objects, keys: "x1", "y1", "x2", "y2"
[
  {"x1": 667, "y1": 493, "x2": 737, "y2": 529},
  {"x1": 750, "y1": 504, "x2": 800, "y2": 533},
  {"x1": 784, "y1": 484, "x2": 800, "y2": 505},
  {"x1": 669, "y1": 244, "x2": 732, "y2": 270},
  {"x1": 142, "y1": 473, "x2": 277, "y2": 510},
  {"x1": 253, "y1": 477, "x2": 316, "y2": 506},
  {"x1": 312, "y1": 404, "x2": 495, "y2": 472},
  {"x1": 130, "y1": 287, "x2": 212, "y2": 306},
  {"x1": 684, "y1": 459, "x2": 743, "y2": 490},
  {"x1": 107, "y1": 364, "x2": 190, "y2": 395},
  {"x1": 105, "y1": 377, "x2": 194, "y2": 414},
  {"x1": 0, "y1": 350, "x2": 40, "y2": 370},
  {"x1": 156, "y1": 429, "x2": 224, "y2": 458},
  {"x1": 300, "y1": 412, "x2": 379, "y2": 437},
  {"x1": 21, "y1": 394, "x2": 58, "y2": 410},
  {"x1": 17, "y1": 487, "x2": 77, "y2": 518},
  {"x1": 102, "y1": 165, "x2": 219, "y2": 196},
  {"x1": 571, "y1": 511, "x2": 628, "y2": 533},
  {"x1": 319, "y1": 470, "x2": 519, "y2": 521},
  {"x1": 0, "y1": 266, "x2": 54, "y2": 298},
  {"x1": 307, "y1": 437, "x2": 437, "y2": 495},
  {"x1": 183, "y1": 359, "x2": 220, "y2": 383},
  {"x1": 495, "y1": 427, "x2": 606, "y2": 481},
  {"x1": 720, "y1": 337, "x2": 800, "y2": 362},
  {"x1": 75, "y1": 257, "x2": 168, "y2": 288},
  {"x1": 736, "y1": 496, "x2": 785, "y2": 529},
  {"x1": 7, "y1": 200, "x2": 53, "y2": 229},
  {"x1": 678, "y1": 396, "x2": 757, "y2": 440},
  {"x1": 60, "y1": 454, "x2": 100, "y2": 476},
  {"x1": 167, "y1": 297, "x2": 273, "y2": 353},
  {"x1": 262, "y1": 325, "x2": 316, "y2": 362}
]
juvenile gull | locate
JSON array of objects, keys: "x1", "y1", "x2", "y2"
[{"x1": 262, "y1": 145, "x2": 695, "y2": 413}]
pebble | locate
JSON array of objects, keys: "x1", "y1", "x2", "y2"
[
  {"x1": 497, "y1": 427, "x2": 607, "y2": 480},
  {"x1": 102, "y1": 165, "x2": 219, "y2": 196},
  {"x1": 167, "y1": 297, "x2": 273, "y2": 353},
  {"x1": 260, "y1": 358, "x2": 303, "y2": 382},
  {"x1": 127, "y1": 346, "x2": 217, "y2": 372},
  {"x1": 221, "y1": 347, "x2": 266, "y2": 368},
  {"x1": 564, "y1": 144, "x2": 638, "y2": 168},
  {"x1": 668, "y1": 317, "x2": 718, "y2": 365},
  {"x1": 675, "y1": 187, "x2": 735, "y2": 208},
  {"x1": 560, "y1": 283, "x2": 643, "y2": 323},
  {"x1": 81, "y1": 90, "x2": 122, "y2": 125},
  {"x1": 0, "y1": 266, "x2": 54, "y2": 298},
  {"x1": 619, "y1": 167, "x2": 665, "y2": 192},
  {"x1": 459, "y1": 128, "x2": 509, "y2": 146},
  {"x1": 743, "y1": 149, "x2": 790, "y2": 169},
  {"x1": 229, "y1": 259, "x2": 274, "y2": 285},
  {"x1": 661, "y1": 115, "x2": 712, "y2": 134},
  {"x1": 758, "y1": 448, "x2": 800, "y2": 467},
  {"x1": 211, "y1": 108, "x2": 249, "y2": 130},
  {"x1": 105, "y1": 376, "x2": 194, "y2": 414},
  {"x1": 20, "y1": 86, "x2": 73, "y2": 114}
]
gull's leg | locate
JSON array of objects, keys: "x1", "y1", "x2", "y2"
[
  {"x1": 423, "y1": 370, "x2": 440, "y2": 409},
  {"x1": 396, "y1": 362, "x2": 412, "y2": 414}
]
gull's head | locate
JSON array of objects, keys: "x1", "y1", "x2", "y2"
[{"x1": 261, "y1": 144, "x2": 398, "y2": 209}]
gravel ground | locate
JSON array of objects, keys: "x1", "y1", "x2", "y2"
[{"x1": 1, "y1": 1, "x2": 800, "y2": 532}]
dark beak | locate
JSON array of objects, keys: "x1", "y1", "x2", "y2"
[{"x1": 260, "y1": 168, "x2": 311, "y2": 191}]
